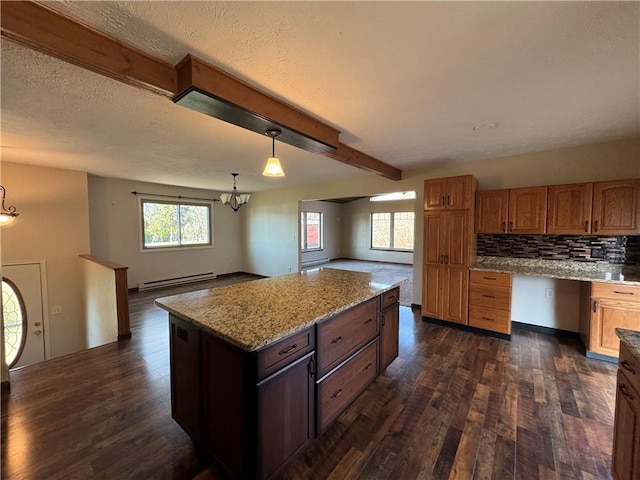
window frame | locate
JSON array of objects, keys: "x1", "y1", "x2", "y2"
[
  {"x1": 300, "y1": 211, "x2": 323, "y2": 252},
  {"x1": 370, "y1": 211, "x2": 415, "y2": 252},
  {"x1": 138, "y1": 196, "x2": 214, "y2": 252}
]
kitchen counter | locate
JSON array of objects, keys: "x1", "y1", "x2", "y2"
[
  {"x1": 155, "y1": 267, "x2": 405, "y2": 351},
  {"x1": 617, "y1": 328, "x2": 640, "y2": 364},
  {"x1": 471, "y1": 256, "x2": 640, "y2": 286}
]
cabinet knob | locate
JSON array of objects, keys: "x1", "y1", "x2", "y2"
[
  {"x1": 502, "y1": 221, "x2": 506, "y2": 232},
  {"x1": 593, "y1": 299, "x2": 598, "y2": 313},
  {"x1": 594, "y1": 220, "x2": 598, "y2": 232},
  {"x1": 619, "y1": 383, "x2": 634, "y2": 401},
  {"x1": 584, "y1": 220, "x2": 589, "y2": 232}
]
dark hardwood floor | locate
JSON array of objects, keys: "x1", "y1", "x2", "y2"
[{"x1": 2, "y1": 274, "x2": 618, "y2": 479}]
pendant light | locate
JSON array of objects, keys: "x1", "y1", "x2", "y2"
[
  {"x1": 220, "y1": 173, "x2": 250, "y2": 212},
  {"x1": 263, "y1": 129, "x2": 285, "y2": 177},
  {"x1": 0, "y1": 185, "x2": 19, "y2": 226}
]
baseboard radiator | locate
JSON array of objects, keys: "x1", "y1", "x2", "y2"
[
  {"x1": 301, "y1": 257, "x2": 330, "y2": 268},
  {"x1": 137, "y1": 272, "x2": 217, "y2": 291}
]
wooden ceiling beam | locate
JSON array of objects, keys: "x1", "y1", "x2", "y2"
[
  {"x1": 0, "y1": 1, "x2": 177, "y2": 97},
  {"x1": 1, "y1": 1, "x2": 402, "y2": 180}
]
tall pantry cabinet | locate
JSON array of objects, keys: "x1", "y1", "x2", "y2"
[{"x1": 422, "y1": 175, "x2": 477, "y2": 325}]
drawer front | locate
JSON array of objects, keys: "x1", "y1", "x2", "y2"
[
  {"x1": 469, "y1": 306, "x2": 510, "y2": 334},
  {"x1": 470, "y1": 270, "x2": 512, "y2": 287},
  {"x1": 317, "y1": 341, "x2": 378, "y2": 432},
  {"x1": 317, "y1": 297, "x2": 379, "y2": 377},
  {"x1": 592, "y1": 282, "x2": 640, "y2": 301},
  {"x1": 619, "y1": 343, "x2": 640, "y2": 398},
  {"x1": 469, "y1": 284, "x2": 511, "y2": 311},
  {"x1": 257, "y1": 327, "x2": 314, "y2": 380},
  {"x1": 382, "y1": 287, "x2": 400, "y2": 309}
]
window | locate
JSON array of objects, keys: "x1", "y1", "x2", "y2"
[
  {"x1": 301, "y1": 211, "x2": 323, "y2": 251},
  {"x1": 141, "y1": 199, "x2": 212, "y2": 250},
  {"x1": 371, "y1": 211, "x2": 414, "y2": 251}
]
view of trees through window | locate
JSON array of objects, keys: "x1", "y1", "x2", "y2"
[
  {"x1": 301, "y1": 211, "x2": 322, "y2": 250},
  {"x1": 371, "y1": 211, "x2": 414, "y2": 251},
  {"x1": 142, "y1": 200, "x2": 211, "y2": 249}
]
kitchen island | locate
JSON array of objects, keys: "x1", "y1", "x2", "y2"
[{"x1": 155, "y1": 268, "x2": 404, "y2": 480}]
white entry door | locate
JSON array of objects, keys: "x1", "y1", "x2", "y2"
[{"x1": 2, "y1": 263, "x2": 46, "y2": 369}]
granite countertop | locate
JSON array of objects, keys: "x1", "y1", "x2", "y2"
[
  {"x1": 155, "y1": 268, "x2": 406, "y2": 352},
  {"x1": 470, "y1": 256, "x2": 640, "y2": 286},
  {"x1": 617, "y1": 328, "x2": 640, "y2": 364}
]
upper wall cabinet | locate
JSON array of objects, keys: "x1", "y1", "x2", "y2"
[
  {"x1": 424, "y1": 175, "x2": 474, "y2": 211},
  {"x1": 547, "y1": 183, "x2": 594, "y2": 235},
  {"x1": 476, "y1": 190, "x2": 509, "y2": 234},
  {"x1": 476, "y1": 186, "x2": 547, "y2": 234},
  {"x1": 592, "y1": 179, "x2": 640, "y2": 235}
]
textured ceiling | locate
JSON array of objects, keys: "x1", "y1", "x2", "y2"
[{"x1": 1, "y1": 1, "x2": 638, "y2": 192}]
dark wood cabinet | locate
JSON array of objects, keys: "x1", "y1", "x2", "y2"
[
  {"x1": 547, "y1": 182, "x2": 593, "y2": 234},
  {"x1": 612, "y1": 345, "x2": 640, "y2": 480},
  {"x1": 592, "y1": 179, "x2": 640, "y2": 235},
  {"x1": 169, "y1": 316, "x2": 202, "y2": 442},
  {"x1": 380, "y1": 287, "x2": 399, "y2": 370}
]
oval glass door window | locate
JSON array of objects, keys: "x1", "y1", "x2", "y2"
[{"x1": 2, "y1": 279, "x2": 27, "y2": 368}]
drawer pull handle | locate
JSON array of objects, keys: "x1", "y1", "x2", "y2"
[
  {"x1": 278, "y1": 344, "x2": 297, "y2": 355},
  {"x1": 330, "y1": 336, "x2": 343, "y2": 345},
  {"x1": 481, "y1": 316, "x2": 495, "y2": 321},
  {"x1": 364, "y1": 318, "x2": 373, "y2": 325},
  {"x1": 621, "y1": 360, "x2": 636, "y2": 375},
  {"x1": 363, "y1": 363, "x2": 373, "y2": 371},
  {"x1": 593, "y1": 299, "x2": 598, "y2": 313},
  {"x1": 482, "y1": 294, "x2": 495, "y2": 299},
  {"x1": 331, "y1": 389, "x2": 343, "y2": 399},
  {"x1": 613, "y1": 291, "x2": 635, "y2": 296},
  {"x1": 619, "y1": 383, "x2": 634, "y2": 401},
  {"x1": 483, "y1": 277, "x2": 497, "y2": 281}
]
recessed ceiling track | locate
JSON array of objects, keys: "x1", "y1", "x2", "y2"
[{"x1": 174, "y1": 55, "x2": 339, "y2": 155}]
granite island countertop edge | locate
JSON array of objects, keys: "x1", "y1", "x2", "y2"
[{"x1": 617, "y1": 328, "x2": 640, "y2": 365}]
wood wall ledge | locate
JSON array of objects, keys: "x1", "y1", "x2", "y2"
[
  {"x1": 1, "y1": 1, "x2": 402, "y2": 180},
  {"x1": 79, "y1": 254, "x2": 128, "y2": 271}
]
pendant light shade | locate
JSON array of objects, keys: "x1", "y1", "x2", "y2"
[{"x1": 263, "y1": 129, "x2": 285, "y2": 177}]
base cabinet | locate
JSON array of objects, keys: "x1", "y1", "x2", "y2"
[{"x1": 612, "y1": 345, "x2": 640, "y2": 480}]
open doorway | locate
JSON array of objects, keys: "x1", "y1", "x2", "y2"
[{"x1": 299, "y1": 192, "x2": 416, "y2": 306}]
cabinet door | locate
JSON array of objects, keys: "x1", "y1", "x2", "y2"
[
  {"x1": 590, "y1": 298, "x2": 640, "y2": 357},
  {"x1": 476, "y1": 190, "x2": 509, "y2": 234},
  {"x1": 508, "y1": 186, "x2": 548, "y2": 234},
  {"x1": 424, "y1": 178, "x2": 448, "y2": 210},
  {"x1": 446, "y1": 176, "x2": 473, "y2": 210},
  {"x1": 258, "y1": 353, "x2": 315, "y2": 480},
  {"x1": 612, "y1": 372, "x2": 640, "y2": 480},
  {"x1": 445, "y1": 211, "x2": 469, "y2": 268},
  {"x1": 547, "y1": 183, "x2": 593, "y2": 234},
  {"x1": 443, "y1": 267, "x2": 468, "y2": 325},
  {"x1": 424, "y1": 213, "x2": 443, "y2": 264},
  {"x1": 422, "y1": 264, "x2": 442, "y2": 319},
  {"x1": 380, "y1": 303, "x2": 399, "y2": 370},
  {"x1": 593, "y1": 179, "x2": 640, "y2": 235},
  {"x1": 169, "y1": 316, "x2": 201, "y2": 442}
]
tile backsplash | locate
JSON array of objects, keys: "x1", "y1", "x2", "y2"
[{"x1": 477, "y1": 235, "x2": 640, "y2": 265}]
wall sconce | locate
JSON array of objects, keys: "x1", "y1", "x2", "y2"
[
  {"x1": 262, "y1": 129, "x2": 285, "y2": 177},
  {"x1": 0, "y1": 185, "x2": 19, "y2": 226},
  {"x1": 220, "y1": 173, "x2": 250, "y2": 212}
]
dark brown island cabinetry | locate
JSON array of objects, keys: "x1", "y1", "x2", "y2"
[
  {"x1": 168, "y1": 289, "x2": 398, "y2": 480},
  {"x1": 612, "y1": 341, "x2": 640, "y2": 480}
]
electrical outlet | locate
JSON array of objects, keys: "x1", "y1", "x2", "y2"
[
  {"x1": 591, "y1": 248, "x2": 605, "y2": 259},
  {"x1": 545, "y1": 288, "x2": 553, "y2": 298}
]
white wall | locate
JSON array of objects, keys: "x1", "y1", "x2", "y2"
[
  {"x1": 300, "y1": 200, "x2": 342, "y2": 265},
  {"x1": 244, "y1": 137, "x2": 640, "y2": 309},
  {"x1": 1, "y1": 162, "x2": 91, "y2": 359},
  {"x1": 511, "y1": 276, "x2": 581, "y2": 331},
  {"x1": 88, "y1": 176, "x2": 245, "y2": 288},
  {"x1": 342, "y1": 197, "x2": 414, "y2": 264}
]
